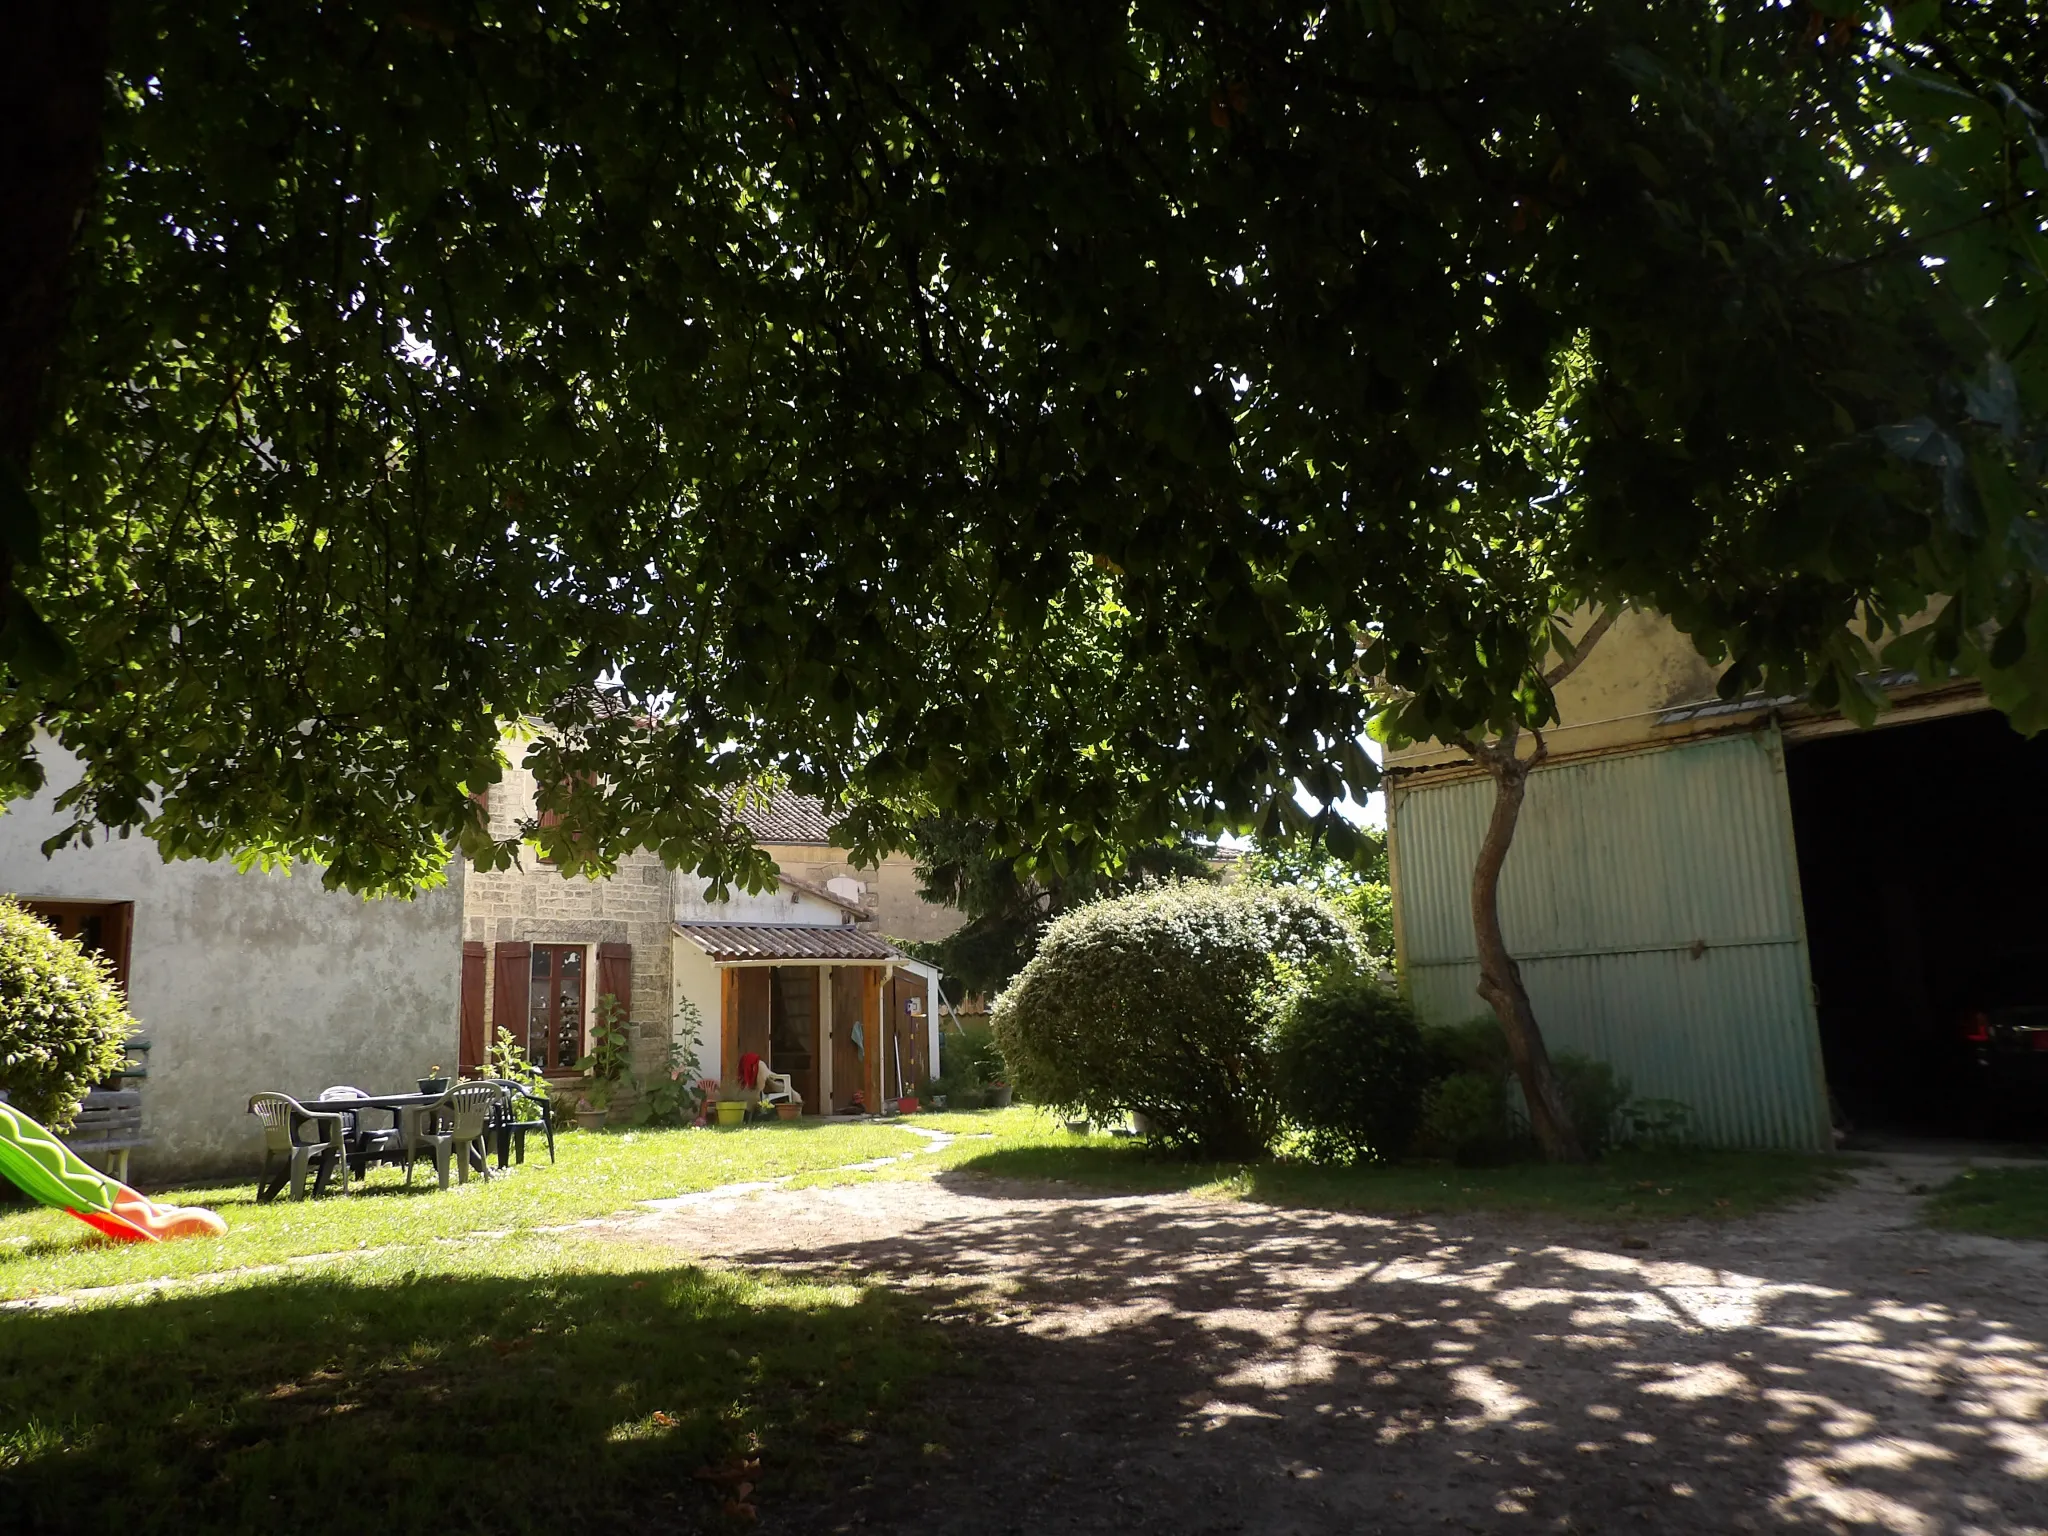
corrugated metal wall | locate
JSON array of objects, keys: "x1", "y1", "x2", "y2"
[{"x1": 1389, "y1": 730, "x2": 1831, "y2": 1150}]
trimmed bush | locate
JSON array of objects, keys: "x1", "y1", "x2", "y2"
[
  {"x1": 0, "y1": 898, "x2": 134, "y2": 1129},
  {"x1": 1272, "y1": 964, "x2": 1433, "y2": 1164},
  {"x1": 991, "y1": 881, "x2": 1353, "y2": 1156}
]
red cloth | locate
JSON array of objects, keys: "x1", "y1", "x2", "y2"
[{"x1": 739, "y1": 1052, "x2": 763, "y2": 1091}]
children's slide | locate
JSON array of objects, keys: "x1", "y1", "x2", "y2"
[{"x1": 0, "y1": 1099, "x2": 225, "y2": 1243}]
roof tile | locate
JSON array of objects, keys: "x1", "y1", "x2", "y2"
[
  {"x1": 735, "y1": 791, "x2": 840, "y2": 846},
  {"x1": 674, "y1": 923, "x2": 904, "y2": 963}
]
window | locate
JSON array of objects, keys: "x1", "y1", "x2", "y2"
[
  {"x1": 20, "y1": 900, "x2": 133, "y2": 994},
  {"x1": 526, "y1": 944, "x2": 586, "y2": 1073}
]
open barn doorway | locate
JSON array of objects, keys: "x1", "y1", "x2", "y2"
[{"x1": 1785, "y1": 707, "x2": 2048, "y2": 1142}]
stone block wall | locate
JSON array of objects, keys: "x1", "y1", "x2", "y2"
[{"x1": 462, "y1": 758, "x2": 675, "y2": 1076}]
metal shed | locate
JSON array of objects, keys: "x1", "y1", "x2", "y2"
[{"x1": 1388, "y1": 728, "x2": 1833, "y2": 1150}]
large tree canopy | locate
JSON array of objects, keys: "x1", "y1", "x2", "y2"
[{"x1": 5, "y1": 1, "x2": 2044, "y2": 893}]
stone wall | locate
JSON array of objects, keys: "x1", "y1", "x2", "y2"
[{"x1": 462, "y1": 758, "x2": 676, "y2": 1075}]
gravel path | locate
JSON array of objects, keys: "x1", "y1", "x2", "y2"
[{"x1": 613, "y1": 1154, "x2": 2048, "y2": 1535}]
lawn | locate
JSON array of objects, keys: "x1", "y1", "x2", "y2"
[
  {"x1": 0, "y1": 1118, "x2": 926, "y2": 1300},
  {"x1": 0, "y1": 1236, "x2": 944, "y2": 1532},
  {"x1": 882, "y1": 1106, "x2": 1850, "y2": 1223},
  {"x1": 0, "y1": 1119, "x2": 952, "y2": 1532},
  {"x1": 1924, "y1": 1164, "x2": 2048, "y2": 1239}
]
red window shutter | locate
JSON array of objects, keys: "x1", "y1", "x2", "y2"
[
  {"x1": 492, "y1": 940, "x2": 532, "y2": 1056},
  {"x1": 597, "y1": 941, "x2": 632, "y2": 1023},
  {"x1": 459, "y1": 941, "x2": 488, "y2": 1074}
]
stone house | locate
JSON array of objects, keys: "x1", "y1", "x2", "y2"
[{"x1": 460, "y1": 769, "x2": 947, "y2": 1111}]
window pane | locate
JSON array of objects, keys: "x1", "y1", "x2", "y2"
[
  {"x1": 557, "y1": 949, "x2": 585, "y2": 1072},
  {"x1": 528, "y1": 955, "x2": 553, "y2": 1066}
]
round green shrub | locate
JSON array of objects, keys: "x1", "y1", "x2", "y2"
[
  {"x1": 990, "y1": 881, "x2": 1354, "y2": 1157},
  {"x1": 0, "y1": 898, "x2": 134, "y2": 1129},
  {"x1": 1272, "y1": 965, "x2": 1433, "y2": 1164}
]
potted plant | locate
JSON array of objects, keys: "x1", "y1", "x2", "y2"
[
  {"x1": 897, "y1": 1081, "x2": 920, "y2": 1115},
  {"x1": 574, "y1": 1087, "x2": 609, "y2": 1132},
  {"x1": 775, "y1": 1100, "x2": 801, "y2": 1121},
  {"x1": 987, "y1": 1078, "x2": 1013, "y2": 1109},
  {"x1": 417, "y1": 1065, "x2": 450, "y2": 1095}
]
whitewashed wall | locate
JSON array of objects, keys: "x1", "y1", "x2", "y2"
[{"x1": 0, "y1": 750, "x2": 463, "y2": 1183}]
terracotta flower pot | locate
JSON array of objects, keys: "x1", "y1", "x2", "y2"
[
  {"x1": 897, "y1": 1096, "x2": 919, "y2": 1115},
  {"x1": 775, "y1": 1102, "x2": 801, "y2": 1121}
]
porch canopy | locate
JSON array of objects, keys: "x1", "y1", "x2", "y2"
[{"x1": 674, "y1": 923, "x2": 902, "y2": 963}]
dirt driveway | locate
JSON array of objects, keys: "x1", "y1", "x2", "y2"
[{"x1": 616, "y1": 1157, "x2": 2048, "y2": 1535}]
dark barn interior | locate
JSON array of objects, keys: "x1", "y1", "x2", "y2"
[{"x1": 1786, "y1": 708, "x2": 2048, "y2": 1142}]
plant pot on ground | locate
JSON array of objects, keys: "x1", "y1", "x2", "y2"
[
  {"x1": 987, "y1": 1084, "x2": 1013, "y2": 1108},
  {"x1": 573, "y1": 1095, "x2": 607, "y2": 1132},
  {"x1": 775, "y1": 1102, "x2": 801, "y2": 1121}
]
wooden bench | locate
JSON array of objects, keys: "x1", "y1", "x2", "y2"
[{"x1": 62, "y1": 1039, "x2": 154, "y2": 1183}]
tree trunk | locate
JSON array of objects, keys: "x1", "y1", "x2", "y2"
[{"x1": 1468, "y1": 740, "x2": 1586, "y2": 1163}]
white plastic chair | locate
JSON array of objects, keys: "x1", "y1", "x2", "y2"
[
  {"x1": 248, "y1": 1093, "x2": 348, "y2": 1201},
  {"x1": 405, "y1": 1082, "x2": 504, "y2": 1189},
  {"x1": 751, "y1": 1059, "x2": 802, "y2": 1113}
]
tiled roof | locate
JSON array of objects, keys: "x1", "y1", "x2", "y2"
[
  {"x1": 674, "y1": 923, "x2": 905, "y2": 963},
  {"x1": 735, "y1": 790, "x2": 841, "y2": 846}
]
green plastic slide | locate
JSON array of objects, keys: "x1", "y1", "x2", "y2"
[{"x1": 0, "y1": 1099, "x2": 224, "y2": 1243}]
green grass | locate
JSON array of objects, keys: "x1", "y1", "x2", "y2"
[
  {"x1": 877, "y1": 1106, "x2": 1848, "y2": 1222},
  {"x1": 0, "y1": 1119, "x2": 956, "y2": 1530},
  {"x1": 1924, "y1": 1165, "x2": 2048, "y2": 1239},
  {"x1": 0, "y1": 1118, "x2": 926, "y2": 1301},
  {"x1": 0, "y1": 1235, "x2": 946, "y2": 1532}
]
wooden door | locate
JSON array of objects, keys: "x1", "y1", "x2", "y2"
[
  {"x1": 731, "y1": 967, "x2": 772, "y2": 1087},
  {"x1": 890, "y1": 971, "x2": 930, "y2": 1096},
  {"x1": 830, "y1": 966, "x2": 866, "y2": 1110},
  {"x1": 769, "y1": 967, "x2": 820, "y2": 1112}
]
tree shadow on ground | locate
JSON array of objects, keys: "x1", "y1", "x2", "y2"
[
  {"x1": 0, "y1": 1258, "x2": 942, "y2": 1535},
  {"x1": 693, "y1": 1167, "x2": 2048, "y2": 1535}
]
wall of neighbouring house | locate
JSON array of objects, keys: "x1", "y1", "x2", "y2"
[
  {"x1": 0, "y1": 748, "x2": 463, "y2": 1183},
  {"x1": 765, "y1": 845, "x2": 967, "y2": 944},
  {"x1": 463, "y1": 756, "x2": 675, "y2": 1075},
  {"x1": 673, "y1": 876, "x2": 852, "y2": 927}
]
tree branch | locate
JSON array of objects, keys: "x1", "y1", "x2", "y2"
[{"x1": 1542, "y1": 605, "x2": 1618, "y2": 691}]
